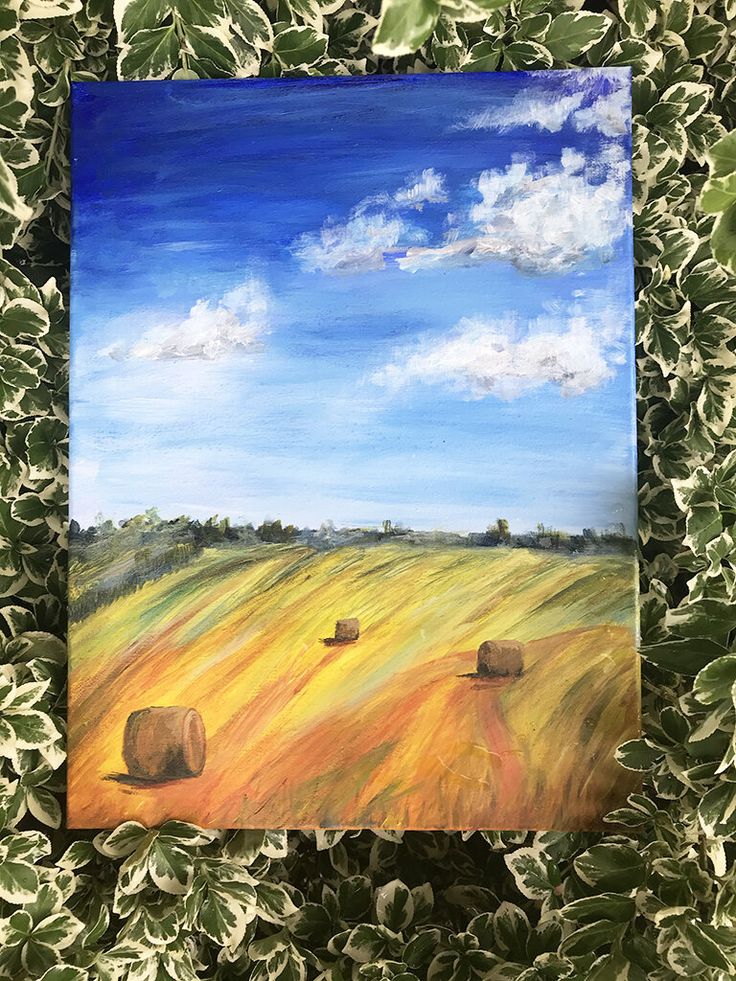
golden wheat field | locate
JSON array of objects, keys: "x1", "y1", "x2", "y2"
[{"x1": 67, "y1": 543, "x2": 640, "y2": 829}]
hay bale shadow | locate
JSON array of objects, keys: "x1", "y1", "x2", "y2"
[
  {"x1": 457, "y1": 672, "x2": 517, "y2": 691},
  {"x1": 105, "y1": 772, "x2": 186, "y2": 788}
]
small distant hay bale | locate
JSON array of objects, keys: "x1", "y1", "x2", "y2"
[
  {"x1": 123, "y1": 706, "x2": 206, "y2": 782},
  {"x1": 477, "y1": 640, "x2": 524, "y2": 678},
  {"x1": 334, "y1": 618, "x2": 360, "y2": 642}
]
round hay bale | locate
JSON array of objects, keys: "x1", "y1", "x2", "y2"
[
  {"x1": 334, "y1": 617, "x2": 360, "y2": 642},
  {"x1": 123, "y1": 706, "x2": 206, "y2": 781},
  {"x1": 477, "y1": 640, "x2": 524, "y2": 678}
]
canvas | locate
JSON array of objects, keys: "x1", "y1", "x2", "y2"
[{"x1": 68, "y1": 70, "x2": 639, "y2": 831}]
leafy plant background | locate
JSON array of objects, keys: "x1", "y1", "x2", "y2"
[{"x1": 1, "y1": 0, "x2": 736, "y2": 978}]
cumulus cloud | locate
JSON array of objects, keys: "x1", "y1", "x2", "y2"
[
  {"x1": 572, "y1": 86, "x2": 630, "y2": 138},
  {"x1": 100, "y1": 276, "x2": 271, "y2": 361},
  {"x1": 292, "y1": 169, "x2": 447, "y2": 273},
  {"x1": 398, "y1": 143, "x2": 629, "y2": 275},
  {"x1": 393, "y1": 168, "x2": 448, "y2": 208},
  {"x1": 371, "y1": 299, "x2": 626, "y2": 401},
  {"x1": 294, "y1": 126, "x2": 629, "y2": 277},
  {"x1": 292, "y1": 212, "x2": 415, "y2": 274},
  {"x1": 460, "y1": 74, "x2": 630, "y2": 137}
]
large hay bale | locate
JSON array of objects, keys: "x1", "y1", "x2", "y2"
[
  {"x1": 477, "y1": 640, "x2": 524, "y2": 678},
  {"x1": 334, "y1": 617, "x2": 360, "y2": 642},
  {"x1": 123, "y1": 706, "x2": 206, "y2": 781}
]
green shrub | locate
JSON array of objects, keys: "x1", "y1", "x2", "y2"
[{"x1": 1, "y1": 1, "x2": 736, "y2": 978}]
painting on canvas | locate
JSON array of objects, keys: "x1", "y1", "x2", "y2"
[{"x1": 69, "y1": 71, "x2": 639, "y2": 830}]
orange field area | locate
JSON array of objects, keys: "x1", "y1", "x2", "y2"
[{"x1": 68, "y1": 542, "x2": 640, "y2": 829}]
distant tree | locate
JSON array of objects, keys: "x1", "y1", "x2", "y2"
[
  {"x1": 382, "y1": 519, "x2": 393, "y2": 535},
  {"x1": 183, "y1": 515, "x2": 238, "y2": 547},
  {"x1": 69, "y1": 518, "x2": 97, "y2": 545},
  {"x1": 533, "y1": 522, "x2": 568, "y2": 549},
  {"x1": 256, "y1": 519, "x2": 297, "y2": 543},
  {"x1": 223, "y1": 518, "x2": 239, "y2": 542},
  {"x1": 96, "y1": 518, "x2": 116, "y2": 537},
  {"x1": 480, "y1": 519, "x2": 510, "y2": 547}
]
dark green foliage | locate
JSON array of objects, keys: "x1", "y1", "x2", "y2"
[{"x1": 256, "y1": 519, "x2": 298, "y2": 544}]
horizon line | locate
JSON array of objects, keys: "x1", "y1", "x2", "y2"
[{"x1": 70, "y1": 510, "x2": 634, "y2": 539}]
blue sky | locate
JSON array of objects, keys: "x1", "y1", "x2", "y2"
[{"x1": 71, "y1": 70, "x2": 636, "y2": 535}]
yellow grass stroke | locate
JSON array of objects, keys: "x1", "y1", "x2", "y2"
[{"x1": 68, "y1": 543, "x2": 640, "y2": 830}]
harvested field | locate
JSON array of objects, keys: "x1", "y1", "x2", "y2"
[{"x1": 68, "y1": 543, "x2": 639, "y2": 829}]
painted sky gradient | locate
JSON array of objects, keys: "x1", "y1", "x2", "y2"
[{"x1": 71, "y1": 71, "x2": 636, "y2": 535}]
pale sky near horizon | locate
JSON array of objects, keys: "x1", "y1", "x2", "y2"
[{"x1": 71, "y1": 70, "x2": 636, "y2": 536}]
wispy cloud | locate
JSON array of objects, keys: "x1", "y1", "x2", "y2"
[
  {"x1": 292, "y1": 169, "x2": 447, "y2": 273},
  {"x1": 99, "y1": 277, "x2": 272, "y2": 361},
  {"x1": 464, "y1": 92, "x2": 586, "y2": 134},
  {"x1": 399, "y1": 144, "x2": 630, "y2": 276},
  {"x1": 393, "y1": 168, "x2": 448, "y2": 209},
  {"x1": 371, "y1": 296, "x2": 627, "y2": 401},
  {"x1": 292, "y1": 212, "x2": 419, "y2": 274},
  {"x1": 459, "y1": 73, "x2": 630, "y2": 137}
]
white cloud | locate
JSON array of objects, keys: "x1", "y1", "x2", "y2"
[
  {"x1": 292, "y1": 169, "x2": 447, "y2": 273},
  {"x1": 460, "y1": 76, "x2": 629, "y2": 137},
  {"x1": 99, "y1": 277, "x2": 272, "y2": 361},
  {"x1": 393, "y1": 168, "x2": 448, "y2": 209},
  {"x1": 294, "y1": 137, "x2": 628, "y2": 277},
  {"x1": 398, "y1": 143, "x2": 629, "y2": 275},
  {"x1": 371, "y1": 299, "x2": 627, "y2": 401},
  {"x1": 292, "y1": 212, "x2": 413, "y2": 274},
  {"x1": 464, "y1": 92, "x2": 585, "y2": 133},
  {"x1": 572, "y1": 86, "x2": 630, "y2": 138}
]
